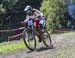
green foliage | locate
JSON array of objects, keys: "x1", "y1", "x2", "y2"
[
  {"x1": 0, "y1": 0, "x2": 42, "y2": 26},
  {"x1": 0, "y1": 41, "x2": 25, "y2": 53},
  {"x1": 40, "y1": 0, "x2": 67, "y2": 30}
]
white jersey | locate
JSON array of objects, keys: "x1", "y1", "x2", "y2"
[{"x1": 33, "y1": 9, "x2": 44, "y2": 17}]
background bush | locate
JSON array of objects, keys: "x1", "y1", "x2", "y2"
[{"x1": 40, "y1": 0, "x2": 68, "y2": 30}]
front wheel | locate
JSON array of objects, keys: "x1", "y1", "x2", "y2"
[
  {"x1": 42, "y1": 29, "x2": 53, "y2": 48},
  {"x1": 22, "y1": 29, "x2": 36, "y2": 51}
]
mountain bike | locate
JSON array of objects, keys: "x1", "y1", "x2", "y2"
[{"x1": 22, "y1": 19, "x2": 53, "y2": 51}]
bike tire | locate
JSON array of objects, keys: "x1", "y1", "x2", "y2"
[
  {"x1": 22, "y1": 29, "x2": 36, "y2": 51},
  {"x1": 42, "y1": 29, "x2": 53, "y2": 48}
]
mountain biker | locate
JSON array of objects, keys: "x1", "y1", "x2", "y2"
[
  {"x1": 23, "y1": 5, "x2": 45, "y2": 29},
  {"x1": 23, "y1": 5, "x2": 45, "y2": 42}
]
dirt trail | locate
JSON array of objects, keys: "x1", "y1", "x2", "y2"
[{"x1": 0, "y1": 33, "x2": 75, "y2": 58}]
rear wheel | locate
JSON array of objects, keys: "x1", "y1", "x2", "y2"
[
  {"x1": 42, "y1": 29, "x2": 53, "y2": 48},
  {"x1": 22, "y1": 29, "x2": 36, "y2": 51}
]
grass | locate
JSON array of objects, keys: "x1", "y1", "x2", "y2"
[
  {"x1": 0, "y1": 40, "x2": 25, "y2": 53},
  {"x1": 52, "y1": 31, "x2": 75, "y2": 35},
  {"x1": 63, "y1": 31, "x2": 75, "y2": 34}
]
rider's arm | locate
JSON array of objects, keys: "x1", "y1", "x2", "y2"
[
  {"x1": 24, "y1": 15, "x2": 30, "y2": 22},
  {"x1": 24, "y1": 15, "x2": 35, "y2": 23}
]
